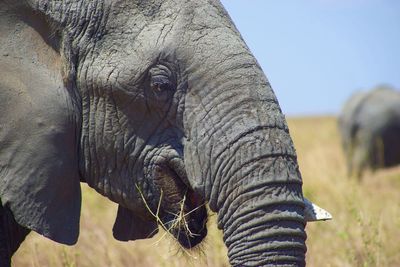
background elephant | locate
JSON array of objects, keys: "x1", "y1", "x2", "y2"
[
  {"x1": 338, "y1": 86, "x2": 400, "y2": 178},
  {"x1": 0, "y1": 1, "x2": 329, "y2": 266}
]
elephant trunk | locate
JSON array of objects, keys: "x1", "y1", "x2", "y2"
[
  {"x1": 217, "y1": 141, "x2": 306, "y2": 266},
  {"x1": 181, "y1": 5, "x2": 307, "y2": 264},
  {"x1": 215, "y1": 127, "x2": 306, "y2": 266},
  {"x1": 184, "y1": 81, "x2": 307, "y2": 266}
]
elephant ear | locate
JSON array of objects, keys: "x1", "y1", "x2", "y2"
[
  {"x1": 113, "y1": 205, "x2": 159, "y2": 241},
  {"x1": 0, "y1": 9, "x2": 81, "y2": 245}
]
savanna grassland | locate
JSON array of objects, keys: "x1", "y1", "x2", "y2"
[{"x1": 13, "y1": 117, "x2": 400, "y2": 267}]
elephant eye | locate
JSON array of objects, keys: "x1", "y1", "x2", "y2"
[
  {"x1": 149, "y1": 65, "x2": 176, "y2": 94},
  {"x1": 151, "y1": 75, "x2": 173, "y2": 92}
]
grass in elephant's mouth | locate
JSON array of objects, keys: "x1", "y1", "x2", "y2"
[{"x1": 135, "y1": 184, "x2": 206, "y2": 259}]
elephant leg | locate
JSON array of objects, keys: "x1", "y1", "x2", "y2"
[
  {"x1": 345, "y1": 145, "x2": 354, "y2": 177},
  {"x1": 0, "y1": 204, "x2": 30, "y2": 267},
  {"x1": 353, "y1": 146, "x2": 368, "y2": 180},
  {"x1": 352, "y1": 131, "x2": 373, "y2": 179}
]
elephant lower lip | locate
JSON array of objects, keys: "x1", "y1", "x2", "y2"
[
  {"x1": 163, "y1": 192, "x2": 208, "y2": 249},
  {"x1": 151, "y1": 155, "x2": 208, "y2": 248},
  {"x1": 175, "y1": 190, "x2": 208, "y2": 249},
  {"x1": 176, "y1": 228, "x2": 207, "y2": 249}
]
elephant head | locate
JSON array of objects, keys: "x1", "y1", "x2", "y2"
[{"x1": 0, "y1": 1, "x2": 330, "y2": 266}]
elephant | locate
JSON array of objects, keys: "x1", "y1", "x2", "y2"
[
  {"x1": 0, "y1": 1, "x2": 330, "y2": 266},
  {"x1": 338, "y1": 86, "x2": 400, "y2": 178}
]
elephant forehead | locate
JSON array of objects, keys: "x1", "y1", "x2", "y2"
[
  {"x1": 70, "y1": 0, "x2": 233, "y2": 88},
  {"x1": 95, "y1": 1, "x2": 182, "y2": 48},
  {"x1": 78, "y1": 49, "x2": 148, "y2": 89},
  {"x1": 77, "y1": 24, "x2": 182, "y2": 91}
]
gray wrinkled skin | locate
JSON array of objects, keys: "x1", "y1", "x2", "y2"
[
  {"x1": 338, "y1": 86, "x2": 400, "y2": 178},
  {"x1": 0, "y1": 1, "x2": 307, "y2": 266}
]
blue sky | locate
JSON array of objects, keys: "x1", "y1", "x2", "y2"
[{"x1": 220, "y1": 0, "x2": 400, "y2": 116}]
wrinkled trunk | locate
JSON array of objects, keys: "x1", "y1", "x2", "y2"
[
  {"x1": 183, "y1": 36, "x2": 307, "y2": 266},
  {"x1": 184, "y1": 76, "x2": 307, "y2": 266},
  {"x1": 165, "y1": 1, "x2": 308, "y2": 264},
  {"x1": 187, "y1": 120, "x2": 306, "y2": 266},
  {"x1": 215, "y1": 136, "x2": 306, "y2": 266}
]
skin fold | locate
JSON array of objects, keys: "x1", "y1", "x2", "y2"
[
  {"x1": 339, "y1": 86, "x2": 400, "y2": 179},
  {"x1": 0, "y1": 1, "x2": 308, "y2": 266}
]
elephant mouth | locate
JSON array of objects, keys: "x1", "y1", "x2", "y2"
[
  {"x1": 164, "y1": 188, "x2": 208, "y2": 249},
  {"x1": 151, "y1": 156, "x2": 208, "y2": 249}
]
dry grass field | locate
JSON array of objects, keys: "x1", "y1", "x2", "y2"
[{"x1": 12, "y1": 116, "x2": 400, "y2": 267}]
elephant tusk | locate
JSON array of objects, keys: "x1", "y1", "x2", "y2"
[{"x1": 304, "y1": 198, "x2": 332, "y2": 222}]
